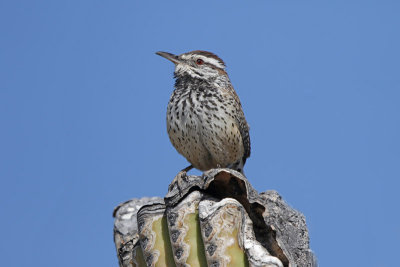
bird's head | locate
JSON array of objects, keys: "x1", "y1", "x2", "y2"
[{"x1": 156, "y1": 50, "x2": 227, "y2": 80}]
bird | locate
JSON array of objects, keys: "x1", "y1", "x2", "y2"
[{"x1": 156, "y1": 50, "x2": 250, "y2": 175}]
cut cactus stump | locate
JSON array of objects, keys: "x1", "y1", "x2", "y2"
[{"x1": 113, "y1": 168, "x2": 317, "y2": 267}]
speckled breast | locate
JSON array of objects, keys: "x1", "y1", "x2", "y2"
[{"x1": 166, "y1": 86, "x2": 244, "y2": 171}]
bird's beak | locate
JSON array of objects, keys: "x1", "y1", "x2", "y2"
[{"x1": 156, "y1": 51, "x2": 181, "y2": 64}]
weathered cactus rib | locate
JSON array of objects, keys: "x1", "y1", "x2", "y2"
[{"x1": 113, "y1": 169, "x2": 317, "y2": 267}]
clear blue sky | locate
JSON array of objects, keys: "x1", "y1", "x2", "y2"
[{"x1": 1, "y1": 1, "x2": 399, "y2": 266}]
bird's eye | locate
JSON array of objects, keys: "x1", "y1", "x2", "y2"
[{"x1": 196, "y1": 59, "x2": 204, "y2": 65}]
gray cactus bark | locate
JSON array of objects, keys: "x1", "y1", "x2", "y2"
[{"x1": 113, "y1": 168, "x2": 317, "y2": 267}]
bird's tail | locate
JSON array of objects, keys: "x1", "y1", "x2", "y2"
[{"x1": 228, "y1": 157, "x2": 246, "y2": 174}]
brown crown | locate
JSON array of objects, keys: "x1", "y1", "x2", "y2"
[{"x1": 184, "y1": 50, "x2": 226, "y2": 67}]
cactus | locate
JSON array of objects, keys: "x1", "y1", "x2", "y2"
[{"x1": 113, "y1": 169, "x2": 317, "y2": 267}]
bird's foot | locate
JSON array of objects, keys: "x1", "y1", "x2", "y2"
[{"x1": 168, "y1": 165, "x2": 193, "y2": 194}]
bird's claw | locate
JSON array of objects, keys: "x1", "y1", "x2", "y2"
[{"x1": 168, "y1": 170, "x2": 187, "y2": 195}]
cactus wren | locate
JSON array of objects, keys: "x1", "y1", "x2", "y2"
[{"x1": 156, "y1": 50, "x2": 250, "y2": 173}]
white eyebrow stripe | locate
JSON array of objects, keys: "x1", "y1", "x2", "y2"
[
  {"x1": 181, "y1": 54, "x2": 225, "y2": 69},
  {"x1": 197, "y1": 55, "x2": 225, "y2": 69},
  {"x1": 180, "y1": 54, "x2": 191, "y2": 60}
]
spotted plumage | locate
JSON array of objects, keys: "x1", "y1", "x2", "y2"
[{"x1": 156, "y1": 50, "x2": 250, "y2": 173}]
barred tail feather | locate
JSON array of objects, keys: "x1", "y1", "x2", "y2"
[{"x1": 228, "y1": 157, "x2": 246, "y2": 174}]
